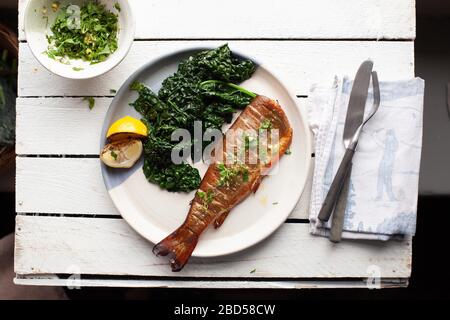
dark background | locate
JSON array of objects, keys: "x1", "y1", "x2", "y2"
[{"x1": 1, "y1": 0, "x2": 450, "y2": 300}]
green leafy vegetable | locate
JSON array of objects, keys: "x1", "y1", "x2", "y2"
[
  {"x1": 46, "y1": 1, "x2": 118, "y2": 63},
  {"x1": 83, "y1": 96, "x2": 95, "y2": 110},
  {"x1": 143, "y1": 159, "x2": 201, "y2": 192},
  {"x1": 72, "y1": 66, "x2": 83, "y2": 71},
  {"x1": 114, "y1": 2, "x2": 121, "y2": 11},
  {"x1": 130, "y1": 45, "x2": 256, "y2": 192}
]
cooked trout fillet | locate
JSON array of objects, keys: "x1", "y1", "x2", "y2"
[{"x1": 153, "y1": 96, "x2": 293, "y2": 271}]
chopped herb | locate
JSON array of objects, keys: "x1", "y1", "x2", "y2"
[
  {"x1": 72, "y1": 66, "x2": 83, "y2": 71},
  {"x1": 243, "y1": 134, "x2": 257, "y2": 151},
  {"x1": 242, "y1": 168, "x2": 249, "y2": 182},
  {"x1": 114, "y1": 2, "x2": 121, "y2": 11},
  {"x1": 83, "y1": 97, "x2": 95, "y2": 110},
  {"x1": 217, "y1": 162, "x2": 249, "y2": 187},
  {"x1": 250, "y1": 269, "x2": 256, "y2": 274},
  {"x1": 197, "y1": 189, "x2": 214, "y2": 208},
  {"x1": 110, "y1": 150, "x2": 118, "y2": 160},
  {"x1": 259, "y1": 118, "x2": 272, "y2": 131},
  {"x1": 285, "y1": 149, "x2": 292, "y2": 155},
  {"x1": 110, "y1": 89, "x2": 117, "y2": 94},
  {"x1": 51, "y1": 1, "x2": 61, "y2": 12},
  {"x1": 272, "y1": 202, "x2": 278, "y2": 205},
  {"x1": 46, "y1": 1, "x2": 118, "y2": 63}
]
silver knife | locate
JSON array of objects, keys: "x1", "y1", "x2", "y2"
[{"x1": 318, "y1": 60, "x2": 373, "y2": 222}]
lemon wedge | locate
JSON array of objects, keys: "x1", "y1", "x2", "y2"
[
  {"x1": 106, "y1": 116, "x2": 148, "y2": 141},
  {"x1": 100, "y1": 139, "x2": 143, "y2": 168}
]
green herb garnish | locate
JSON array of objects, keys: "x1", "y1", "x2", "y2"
[
  {"x1": 197, "y1": 189, "x2": 214, "y2": 208},
  {"x1": 110, "y1": 89, "x2": 117, "y2": 94},
  {"x1": 272, "y1": 202, "x2": 278, "y2": 205},
  {"x1": 83, "y1": 96, "x2": 95, "y2": 110},
  {"x1": 72, "y1": 66, "x2": 83, "y2": 71},
  {"x1": 250, "y1": 269, "x2": 256, "y2": 274},
  {"x1": 114, "y1": 2, "x2": 121, "y2": 11},
  {"x1": 110, "y1": 150, "x2": 118, "y2": 160},
  {"x1": 131, "y1": 45, "x2": 256, "y2": 192},
  {"x1": 259, "y1": 118, "x2": 272, "y2": 131},
  {"x1": 46, "y1": 1, "x2": 118, "y2": 63},
  {"x1": 285, "y1": 149, "x2": 292, "y2": 155},
  {"x1": 217, "y1": 163, "x2": 249, "y2": 187},
  {"x1": 243, "y1": 134, "x2": 257, "y2": 151}
]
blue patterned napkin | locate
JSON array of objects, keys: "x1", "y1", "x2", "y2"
[{"x1": 308, "y1": 77, "x2": 424, "y2": 240}]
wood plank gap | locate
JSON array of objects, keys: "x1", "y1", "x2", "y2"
[
  {"x1": 130, "y1": 38, "x2": 415, "y2": 42},
  {"x1": 285, "y1": 219, "x2": 310, "y2": 224},
  {"x1": 50, "y1": 273, "x2": 407, "y2": 284},
  {"x1": 17, "y1": 95, "x2": 116, "y2": 99},
  {"x1": 15, "y1": 213, "x2": 308, "y2": 224},
  {"x1": 19, "y1": 38, "x2": 415, "y2": 43},
  {"x1": 17, "y1": 154, "x2": 100, "y2": 158},
  {"x1": 16, "y1": 212, "x2": 121, "y2": 219}
]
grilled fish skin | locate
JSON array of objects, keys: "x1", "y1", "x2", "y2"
[{"x1": 153, "y1": 96, "x2": 293, "y2": 271}]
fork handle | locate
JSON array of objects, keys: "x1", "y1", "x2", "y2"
[{"x1": 318, "y1": 148, "x2": 355, "y2": 222}]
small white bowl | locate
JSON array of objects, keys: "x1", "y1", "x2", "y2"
[{"x1": 24, "y1": 0, "x2": 135, "y2": 79}]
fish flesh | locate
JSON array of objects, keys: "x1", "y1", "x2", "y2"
[{"x1": 153, "y1": 96, "x2": 293, "y2": 271}]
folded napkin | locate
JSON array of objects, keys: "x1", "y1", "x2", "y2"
[{"x1": 308, "y1": 76, "x2": 424, "y2": 240}]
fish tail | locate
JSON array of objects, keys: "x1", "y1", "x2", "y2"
[{"x1": 152, "y1": 224, "x2": 199, "y2": 272}]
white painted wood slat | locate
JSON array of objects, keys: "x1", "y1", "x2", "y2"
[
  {"x1": 18, "y1": 41, "x2": 414, "y2": 97},
  {"x1": 16, "y1": 157, "x2": 118, "y2": 215},
  {"x1": 15, "y1": 157, "x2": 312, "y2": 219},
  {"x1": 16, "y1": 97, "x2": 307, "y2": 155},
  {"x1": 18, "y1": 0, "x2": 415, "y2": 41},
  {"x1": 15, "y1": 215, "x2": 412, "y2": 278},
  {"x1": 16, "y1": 97, "x2": 110, "y2": 155}
]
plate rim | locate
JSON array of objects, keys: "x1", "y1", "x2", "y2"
[{"x1": 100, "y1": 45, "x2": 312, "y2": 257}]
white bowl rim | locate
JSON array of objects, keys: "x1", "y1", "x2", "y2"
[{"x1": 24, "y1": 0, "x2": 135, "y2": 79}]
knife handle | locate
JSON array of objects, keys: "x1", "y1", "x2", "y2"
[
  {"x1": 318, "y1": 148, "x2": 355, "y2": 222},
  {"x1": 329, "y1": 163, "x2": 352, "y2": 243}
]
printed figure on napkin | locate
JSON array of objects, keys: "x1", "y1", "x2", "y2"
[{"x1": 308, "y1": 76, "x2": 424, "y2": 240}]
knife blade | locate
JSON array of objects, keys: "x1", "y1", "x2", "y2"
[
  {"x1": 318, "y1": 60, "x2": 373, "y2": 222},
  {"x1": 343, "y1": 60, "x2": 373, "y2": 148}
]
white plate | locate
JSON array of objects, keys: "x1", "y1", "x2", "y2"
[{"x1": 101, "y1": 47, "x2": 312, "y2": 257}]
